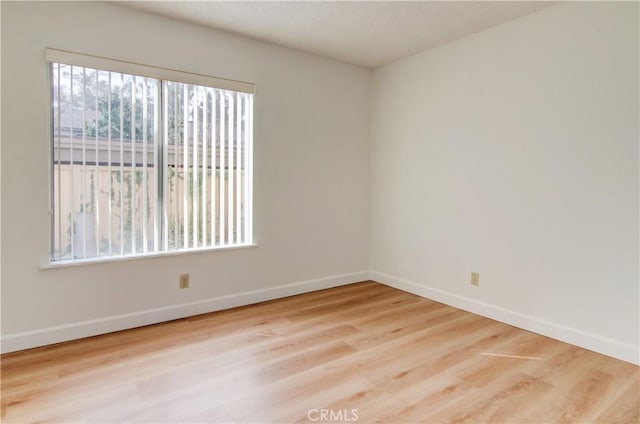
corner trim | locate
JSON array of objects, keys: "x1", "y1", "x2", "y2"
[
  {"x1": 1, "y1": 271, "x2": 369, "y2": 354},
  {"x1": 369, "y1": 270, "x2": 640, "y2": 366}
]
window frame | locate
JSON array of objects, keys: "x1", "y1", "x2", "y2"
[{"x1": 45, "y1": 48, "x2": 256, "y2": 267}]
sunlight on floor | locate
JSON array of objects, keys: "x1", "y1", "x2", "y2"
[{"x1": 479, "y1": 352, "x2": 543, "y2": 360}]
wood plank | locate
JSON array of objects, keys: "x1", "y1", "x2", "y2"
[
  {"x1": 1, "y1": 281, "x2": 637, "y2": 423},
  {"x1": 596, "y1": 379, "x2": 640, "y2": 424}
]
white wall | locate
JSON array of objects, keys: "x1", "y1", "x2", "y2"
[
  {"x1": 0, "y1": 1, "x2": 370, "y2": 348},
  {"x1": 370, "y1": 2, "x2": 639, "y2": 363},
  {"x1": 2, "y1": 1, "x2": 637, "y2": 364}
]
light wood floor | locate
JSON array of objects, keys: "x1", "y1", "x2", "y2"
[{"x1": 2, "y1": 281, "x2": 638, "y2": 423}]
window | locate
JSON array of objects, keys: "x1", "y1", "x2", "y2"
[{"x1": 48, "y1": 49, "x2": 254, "y2": 263}]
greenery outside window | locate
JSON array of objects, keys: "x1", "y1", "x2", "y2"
[{"x1": 48, "y1": 49, "x2": 254, "y2": 263}]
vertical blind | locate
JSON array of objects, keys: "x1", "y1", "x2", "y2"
[{"x1": 49, "y1": 51, "x2": 253, "y2": 262}]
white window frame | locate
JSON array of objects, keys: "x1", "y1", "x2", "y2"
[{"x1": 45, "y1": 48, "x2": 255, "y2": 267}]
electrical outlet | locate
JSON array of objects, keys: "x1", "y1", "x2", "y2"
[
  {"x1": 471, "y1": 272, "x2": 479, "y2": 286},
  {"x1": 179, "y1": 273, "x2": 190, "y2": 289}
]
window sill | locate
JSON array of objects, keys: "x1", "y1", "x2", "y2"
[{"x1": 41, "y1": 243, "x2": 258, "y2": 269}]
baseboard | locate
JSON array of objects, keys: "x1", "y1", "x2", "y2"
[
  {"x1": 369, "y1": 270, "x2": 640, "y2": 366},
  {"x1": 1, "y1": 271, "x2": 369, "y2": 354},
  {"x1": 6, "y1": 270, "x2": 637, "y2": 365}
]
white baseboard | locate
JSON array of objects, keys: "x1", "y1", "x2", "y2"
[
  {"x1": 369, "y1": 270, "x2": 640, "y2": 366},
  {"x1": 6, "y1": 270, "x2": 637, "y2": 366},
  {"x1": 1, "y1": 271, "x2": 369, "y2": 354}
]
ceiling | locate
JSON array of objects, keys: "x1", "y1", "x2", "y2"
[{"x1": 120, "y1": 1, "x2": 554, "y2": 68}]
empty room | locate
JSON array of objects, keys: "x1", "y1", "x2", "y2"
[{"x1": 1, "y1": 1, "x2": 638, "y2": 423}]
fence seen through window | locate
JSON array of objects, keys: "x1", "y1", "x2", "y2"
[{"x1": 51, "y1": 62, "x2": 253, "y2": 262}]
